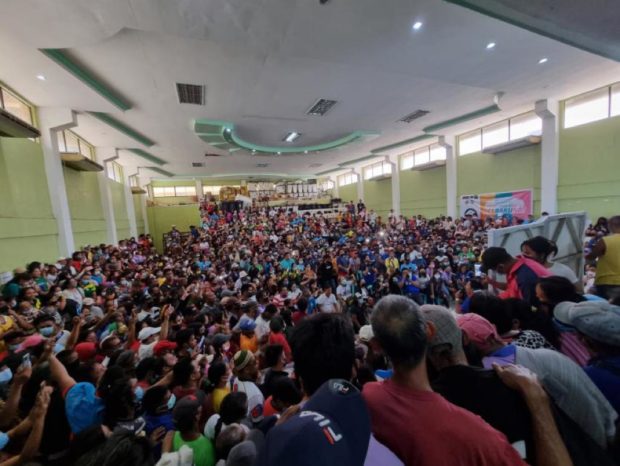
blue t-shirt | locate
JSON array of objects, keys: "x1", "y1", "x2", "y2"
[
  {"x1": 145, "y1": 412, "x2": 175, "y2": 459},
  {"x1": 280, "y1": 258, "x2": 295, "y2": 271}
]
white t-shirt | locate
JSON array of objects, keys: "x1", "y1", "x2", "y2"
[
  {"x1": 255, "y1": 315, "x2": 270, "y2": 340},
  {"x1": 317, "y1": 293, "x2": 338, "y2": 313},
  {"x1": 548, "y1": 262, "x2": 579, "y2": 284},
  {"x1": 232, "y1": 378, "x2": 264, "y2": 423}
]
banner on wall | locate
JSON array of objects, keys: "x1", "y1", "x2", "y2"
[{"x1": 460, "y1": 189, "x2": 533, "y2": 220}]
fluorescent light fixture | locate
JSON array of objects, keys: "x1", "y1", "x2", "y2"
[
  {"x1": 412, "y1": 21, "x2": 423, "y2": 30},
  {"x1": 36, "y1": 74, "x2": 46, "y2": 81},
  {"x1": 283, "y1": 132, "x2": 301, "y2": 143},
  {"x1": 304, "y1": 150, "x2": 309, "y2": 154},
  {"x1": 277, "y1": 151, "x2": 282, "y2": 155},
  {"x1": 486, "y1": 42, "x2": 496, "y2": 50},
  {"x1": 538, "y1": 57, "x2": 548, "y2": 64}
]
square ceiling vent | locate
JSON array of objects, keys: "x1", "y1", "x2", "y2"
[
  {"x1": 307, "y1": 99, "x2": 338, "y2": 116},
  {"x1": 398, "y1": 109, "x2": 430, "y2": 123},
  {"x1": 176, "y1": 83, "x2": 205, "y2": 105},
  {"x1": 256, "y1": 163, "x2": 269, "y2": 168},
  {"x1": 192, "y1": 162, "x2": 204, "y2": 167},
  {"x1": 309, "y1": 163, "x2": 322, "y2": 168}
]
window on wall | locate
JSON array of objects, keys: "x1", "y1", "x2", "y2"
[
  {"x1": 364, "y1": 161, "x2": 392, "y2": 180},
  {"x1": 174, "y1": 186, "x2": 196, "y2": 197},
  {"x1": 129, "y1": 176, "x2": 139, "y2": 188},
  {"x1": 459, "y1": 112, "x2": 542, "y2": 155},
  {"x1": 0, "y1": 86, "x2": 34, "y2": 126},
  {"x1": 400, "y1": 142, "x2": 447, "y2": 169},
  {"x1": 429, "y1": 143, "x2": 447, "y2": 162},
  {"x1": 58, "y1": 130, "x2": 95, "y2": 159},
  {"x1": 564, "y1": 83, "x2": 620, "y2": 128},
  {"x1": 338, "y1": 173, "x2": 358, "y2": 186},
  {"x1": 153, "y1": 186, "x2": 175, "y2": 197},
  {"x1": 107, "y1": 161, "x2": 123, "y2": 183},
  {"x1": 400, "y1": 153, "x2": 414, "y2": 170},
  {"x1": 203, "y1": 185, "x2": 222, "y2": 197}
]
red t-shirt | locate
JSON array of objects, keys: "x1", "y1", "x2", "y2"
[
  {"x1": 362, "y1": 380, "x2": 526, "y2": 466},
  {"x1": 268, "y1": 332, "x2": 292, "y2": 361}
]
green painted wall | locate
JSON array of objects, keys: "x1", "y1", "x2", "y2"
[
  {"x1": 147, "y1": 205, "x2": 201, "y2": 252},
  {"x1": 133, "y1": 195, "x2": 145, "y2": 235},
  {"x1": 153, "y1": 197, "x2": 198, "y2": 206},
  {"x1": 110, "y1": 181, "x2": 131, "y2": 239},
  {"x1": 558, "y1": 113, "x2": 620, "y2": 219},
  {"x1": 0, "y1": 138, "x2": 59, "y2": 271},
  {"x1": 457, "y1": 145, "x2": 541, "y2": 215},
  {"x1": 63, "y1": 168, "x2": 107, "y2": 247},
  {"x1": 338, "y1": 184, "x2": 357, "y2": 203},
  {"x1": 400, "y1": 166, "x2": 447, "y2": 218},
  {"x1": 363, "y1": 178, "x2": 393, "y2": 220}
]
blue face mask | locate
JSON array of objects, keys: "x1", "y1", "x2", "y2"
[
  {"x1": 39, "y1": 326, "x2": 54, "y2": 337},
  {"x1": 0, "y1": 431, "x2": 9, "y2": 450},
  {"x1": 134, "y1": 386, "x2": 144, "y2": 402},
  {"x1": 0, "y1": 368, "x2": 12, "y2": 385},
  {"x1": 167, "y1": 394, "x2": 176, "y2": 410}
]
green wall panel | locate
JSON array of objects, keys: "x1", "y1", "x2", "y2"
[
  {"x1": 63, "y1": 167, "x2": 107, "y2": 247},
  {"x1": 558, "y1": 114, "x2": 620, "y2": 219},
  {"x1": 338, "y1": 184, "x2": 357, "y2": 203},
  {"x1": 133, "y1": 195, "x2": 145, "y2": 235},
  {"x1": 146, "y1": 205, "x2": 201, "y2": 252},
  {"x1": 400, "y1": 166, "x2": 447, "y2": 218},
  {"x1": 363, "y1": 178, "x2": 393, "y2": 220},
  {"x1": 0, "y1": 138, "x2": 59, "y2": 271},
  {"x1": 457, "y1": 145, "x2": 541, "y2": 215},
  {"x1": 109, "y1": 181, "x2": 130, "y2": 240}
]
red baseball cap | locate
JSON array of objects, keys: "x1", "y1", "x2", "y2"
[{"x1": 153, "y1": 340, "x2": 177, "y2": 356}]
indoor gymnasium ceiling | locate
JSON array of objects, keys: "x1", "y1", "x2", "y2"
[{"x1": 0, "y1": 0, "x2": 619, "y2": 181}]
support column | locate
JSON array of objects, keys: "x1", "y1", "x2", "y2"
[
  {"x1": 38, "y1": 108, "x2": 77, "y2": 257},
  {"x1": 96, "y1": 148, "x2": 118, "y2": 244},
  {"x1": 439, "y1": 135, "x2": 457, "y2": 218},
  {"x1": 329, "y1": 176, "x2": 339, "y2": 199},
  {"x1": 387, "y1": 156, "x2": 400, "y2": 216},
  {"x1": 354, "y1": 168, "x2": 364, "y2": 202},
  {"x1": 140, "y1": 189, "x2": 150, "y2": 235},
  {"x1": 195, "y1": 178, "x2": 203, "y2": 201},
  {"x1": 123, "y1": 171, "x2": 139, "y2": 239},
  {"x1": 536, "y1": 99, "x2": 559, "y2": 215}
]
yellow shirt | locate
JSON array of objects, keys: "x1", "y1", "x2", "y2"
[
  {"x1": 212, "y1": 387, "x2": 230, "y2": 413},
  {"x1": 0, "y1": 316, "x2": 15, "y2": 353},
  {"x1": 596, "y1": 234, "x2": 620, "y2": 285},
  {"x1": 240, "y1": 334, "x2": 258, "y2": 353}
]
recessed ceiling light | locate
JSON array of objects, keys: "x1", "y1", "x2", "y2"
[
  {"x1": 283, "y1": 132, "x2": 301, "y2": 143},
  {"x1": 277, "y1": 151, "x2": 282, "y2": 155},
  {"x1": 36, "y1": 74, "x2": 46, "y2": 81},
  {"x1": 538, "y1": 57, "x2": 548, "y2": 64},
  {"x1": 304, "y1": 150, "x2": 309, "y2": 154},
  {"x1": 412, "y1": 21, "x2": 423, "y2": 30},
  {"x1": 486, "y1": 42, "x2": 496, "y2": 50}
]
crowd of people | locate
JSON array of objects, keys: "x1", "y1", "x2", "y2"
[{"x1": 0, "y1": 203, "x2": 619, "y2": 466}]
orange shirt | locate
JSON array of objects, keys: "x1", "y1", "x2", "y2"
[{"x1": 240, "y1": 334, "x2": 258, "y2": 353}]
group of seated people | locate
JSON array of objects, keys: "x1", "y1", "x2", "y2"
[{"x1": 0, "y1": 207, "x2": 619, "y2": 466}]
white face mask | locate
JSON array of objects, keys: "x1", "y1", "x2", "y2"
[{"x1": 434, "y1": 274, "x2": 441, "y2": 280}]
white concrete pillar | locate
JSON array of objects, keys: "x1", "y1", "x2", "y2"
[
  {"x1": 195, "y1": 178, "x2": 203, "y2": 201},
  {"x1": 439, "y1": 135, "x2": 457, "y2": 218},
  {"x1": 354, "y1": 168, "x2": 364, "y2": 202},
  {"x1": 387, "y1": 156, "x2": 400, "y2": 216},
  {"x1": 536, "y1": 99, "x2": 559, "y2": 215},
  {"x1": 140, "y1": 191, "x2": 150, "y2": 235},
  {"x1": 95, "y1": 148, "x2": 118, "y2": 244},
  {"x1": 123, "y1": 170, "x2": 139, "y2": 239},
  {"x1": 38, "y1": 108, "x2": 77, "y2": 257},
  {"x1": 329, "y1": 176, "x2": 339, "y2": 199}
]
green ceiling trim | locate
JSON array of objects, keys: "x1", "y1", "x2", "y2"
[
  {"x1": 194, "y1": 119, "x2": 376, "y2": 155},
  {"x1": 371, "y1": 134, "x2": 436, "y2": 154},
  {"x1": 40, "y1": 49, "x2": 132, "y2": 111},
  {"x1": 87, "y1": 112, "x2": 155, "y2": 147},
  {"x1": 339, "y1": 154, "x2": 382, "y2": 167},
  {"x1": 445, "y1": 0, "x2": 620, "y2": 62},
  {"x1": 126, "y1": 149, "x2": 167, "y2": 166},
  {"x1": 422, "y1": 104, "x2": 500, "y2": 133},
  {"x1": 145, "y1": 166, "x2": 174, "y2": 177}
]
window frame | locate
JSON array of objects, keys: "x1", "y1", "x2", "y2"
[
  {"x1": 338, "y1": 173, "x2": 358, "y2": 186},
  {"x1": 364, "y1": 160, "x2": 392, "y2": 180},
  {"x1": 0, "y1": 86, "x2": 35, "y2": 127},
  {"x1": 563, "y1": 84, "x2": 618, "y2": 129}
]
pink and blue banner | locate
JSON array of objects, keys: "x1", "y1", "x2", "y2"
[{"x1": 460, "y1": 189, "x2": 533, "y2": 221}]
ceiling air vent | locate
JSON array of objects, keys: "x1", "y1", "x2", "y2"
[
  {"x1": 192, "y1": 162, "x2": 204, "y2": 167},
  {"x1": 306, "y1": 99, "x2": 338, "y2": 116},
  {"x1": 204, "y1": 153, "x2": 221, "y2": 157},
  {"x1": 176, "y1": 83, "x2": 205, "y2": 105},
  {"x1": 398, "y1": 109, "x2": 430, "y2": 123},
  {"x1": 309, "y1": 163, "x2": 322, "y2": 168},
  {"x1": 256, "y1": 163, "x2": 269, "y2": 168}
]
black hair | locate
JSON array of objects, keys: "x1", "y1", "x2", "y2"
[
  {"x1": 269, "y1": 316, "x2": 285, "y2": 333},
  {"x1": 521, "y1": 236, "x2": 557, "y2": 262},
  {"x1": 142, "y1": 385, "x2": 168, "y2": 415},
  {"x1": 263, "y1": 303, "x2": 277, "y2": 316},
  {"x1": 33, "y1": 313, "x2": 56, "y2": 327},
  {"x1": 172, "y1": 358, "x2": 194, "y2": 387},
  {"x1": 102, "y1": 377, "x2": 134, "y2": 429},
  {"x1": 290, "y1": 313, "x2": 355, "y2": 396},
  {"x1": 264, "y1": 344, "x2": 284, "y2": 368},
  {"x1": 271, "y1": 377, "x2": 302, "y2": 406},
  {"x1": 219, "y1": 392, "x2": 248, "y2": 425},
  {"x1": 175, "y1": 329, "x2": 195, "y2": 347},
  {"x1": 73, "y1": 430, "x2": 153, "y2": 466},
  {"x1": 135, "y1": 357, "x2": 157, "y2": 381},
  {"x1": 467, "y1": 278, "x2": 484, "y2": 291},
  {"x1": 296, "y1": 297, "x2": 308, "y2": 312},
  {"x1": 537, "y1": 276, "x2": 585, "y2": 308},
  {"x1": 371, "y1": 295, "x2": 427, "y2": 370},
  {"x1": 469, "y1": 292, "x2": 512, "y2": 334},
  {"x1": 205, "y1": 361, "x2": 227, "y2": 393}
]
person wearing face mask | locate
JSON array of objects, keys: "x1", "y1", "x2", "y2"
[{"x1": 34, "y1": 313, "x2": 69, "y2": 354}]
